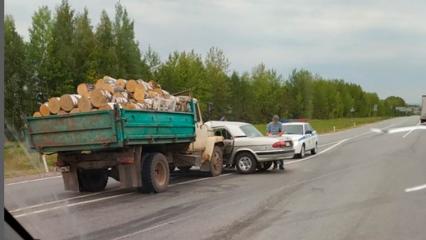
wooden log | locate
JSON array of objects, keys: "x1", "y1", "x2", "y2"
[
  {"x1": 125, "y1": 80, "x2": 138, "y2": 92},
  {"x1": 122, "y1": 102, "x2": 138, "y2": 110},
  {"x1": 60, "y1": 94, "x2": 81, "y2": 111},
  {"x1": 112, "y1": 96, "x2": 128, "y2": 104},
  {"x1": 33, "y1": 112, "x2": 42, "y2": 117},
  {"x1": 70, "y1": 108, "x2": 80, "y2": 114},
  {"x1": 116, "y1": 79, "x2": 127, "y2": 88},
  {"x1": 77, "y1": 83, "x2": 95, "y2": 98},
  {"x1": 48, "y1": 97, "x2": 61, "y2": 114},
  {"x1": 133, "y1": 87, "x2": 145, "y2": 102},
  {"x1": 39, "y1": 103, "x2": 50, "y2": 116},
  {"x1": 113, "y1": 91, "x2": 128, "y2": 99},
  {"x1": 95, "y1": 79, "x2": 104, "y2": 89},
  {"x1": 89, "y1": 89, "x2": 112, "y2": 108},
  {"x1": 103, "y1": 75, "x2": 117, "y2": 84},
  {"x1": 98, "y1": 103, "x2": 115, "y2": 110},
  {"x1": 77, "y1": 96, "x2": 92, "y2": 112},
  {"x1": 57, "y1": 110, "x2": 67, "y2": 115}
]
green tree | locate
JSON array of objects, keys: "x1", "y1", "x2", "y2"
[
  {"x1": 72, "y1": 8, "x2": 96, "y2": 84},
  {"x1": 5, "y1": 15, "x2": 28, "y2": 132},
  {"x1": 94, "y1": 10, "x2": 118, "y2": 78},
  {"x1": 286, "y1": 69, "x2": 314, "y2": 118},
  {"x1": 141, "y1": 45, "x2": 161, "y2": 80},
  {"x1": 46, "y1": 0, "x2": 75, "y2": 95},
  {"x1": 27, "y1": 6, "x2": 52, "y2": 100},
  {"x1": 113, "y1": 3, "x2": 142, "y2": 78}
]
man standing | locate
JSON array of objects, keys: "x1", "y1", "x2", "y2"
[{"x1": 266, "y1": 115, "x2": 285, "y2": 170}]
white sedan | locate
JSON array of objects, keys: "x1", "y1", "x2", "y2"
[{"x1": 282, "y1": 122, "x2": 319, "y2": 158}]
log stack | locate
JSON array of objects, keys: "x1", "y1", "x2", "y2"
[{"x1": 33, "y1": 76, "x2": 191, "y2": 117}]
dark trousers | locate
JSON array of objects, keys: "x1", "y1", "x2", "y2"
[{"x1": 273, "y1": 160, "x2": 284, "y2": 168}]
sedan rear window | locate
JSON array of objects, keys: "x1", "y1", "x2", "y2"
[
  {"x1": 282, "y1": 125, "x2": 304, "y2": 135},
  {"x1": 240, "y1": 124, "x2": 263, "y2": 137}
]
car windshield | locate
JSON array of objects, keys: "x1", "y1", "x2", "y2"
[
  {"x1": 282, "y1": 125, "x2": 304, "y2": 135},
  {"x1": 239, "y1": 124, "x2": 263, "y2": 137}
]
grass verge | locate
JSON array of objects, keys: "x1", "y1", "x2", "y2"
[
  {"x1": 255, "y1": 117, "x2": 388, "y2": 135},
  {"x1": 4, "y1": 141, "x2": 57, "y2": 178}
]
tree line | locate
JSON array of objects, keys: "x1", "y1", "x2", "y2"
[{"x1": 5, "y1": 0, "x2": 406, "y2": 135}]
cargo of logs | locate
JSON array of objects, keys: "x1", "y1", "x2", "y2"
[{"x1": 33, "y1": 76, "x2": 192, "y2": 117}]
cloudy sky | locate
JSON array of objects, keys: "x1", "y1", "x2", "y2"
[{"x1": 6, "y1": 0, "x2": 426, "y2": 104}]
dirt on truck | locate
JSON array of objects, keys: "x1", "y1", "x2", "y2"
[{"x1": 25, "y1": 98, "x2": 224, "y2": 193}]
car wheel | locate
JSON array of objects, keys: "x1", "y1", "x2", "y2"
[
  {"x1": 235, "y1": 152, "x2": 257, "y2": 174},
  {"x1": 296, "y1": 144, "x2": 305, "y2": 159},
  {"x1": 311, "y1": 142, "x2": 318, "y2": 155},
  {"x1": 257, "y1": 161, "x2": 272, "y2": 171}
]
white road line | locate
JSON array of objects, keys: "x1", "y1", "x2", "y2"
[
  {"x1": 6, "y1": 175, "x2": 62, "y2": 186},
  {"x1": 14, "y1": 192, "x2": 135, "y2": 218},
  {"x1": 405, "y1": 184, "x2": 426, "y2": 193},
  {"x1": 287, "y1": 138, "x2": 349, "y2": 165},
  {"x1": 402, "y1": 121, "x2": 421, "y2": 138},
  {"x1": 10, "y1": 188, "x2": 121, "y2": 213},
  {"x1": 13, "y1": 173, "x2": 233, "y2": 218}
]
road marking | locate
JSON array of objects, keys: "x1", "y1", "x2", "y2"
[
  {"x1": 13, "y1": 173, "x2": 233, "y2": 218},
  {"x1": 6, "y1": 175, "x2": 62, "y2": 186},
  {"x1": 14, "y1": 192, "x2": 135, "y2": 218},
  {"x1": 405, "y1": 184, "x2": 426, "y2": 193},
  {"x1": 10, "y1": 188, "x2": 122, "y2": 213},
  {"x1": 286, "y1": 138, "x2": 349, "y2": 165}
]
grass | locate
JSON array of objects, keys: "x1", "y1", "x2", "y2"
[
  {"x1": 4, "y1": 141, "x2": 57, "y2": 178},
  {"x1": 255, "y1": 117, "x2": 388, "y2": 135}
]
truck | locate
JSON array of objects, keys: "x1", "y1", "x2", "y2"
[
  {"x1": 421, "y1": 95, "x2": 426, "y2": 124},
  {"x1": 25, "y1": 98, "x2": 224, "y2": 193}
]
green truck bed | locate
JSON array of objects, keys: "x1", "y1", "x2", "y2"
[{"x1": 26, "y1": 104, "x2": 196, "y2": 153}]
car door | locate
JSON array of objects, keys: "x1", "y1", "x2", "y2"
[
  {"x1": 304, "y1": 124, "x2": 314, "y2": 150},
  {"x1": 214, "y1": 127, "x2": 234, "y2": 163}
]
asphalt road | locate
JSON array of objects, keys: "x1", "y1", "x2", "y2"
[{"x1": 5, "y1": 116, "x2": 426, "y2": 240}]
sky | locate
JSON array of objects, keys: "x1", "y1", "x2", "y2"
[{"x1": 5, "y1": 0, "x2": 426, "y2": 104}]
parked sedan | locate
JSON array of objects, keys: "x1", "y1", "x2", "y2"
[
  {"x1": 282, "y1": 122, "x2": 319, "y2": 158},
  {"x1": 205, "y1": 121, "x2": 294, "y2": 174}
]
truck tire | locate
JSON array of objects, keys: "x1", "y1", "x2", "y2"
[
  {"x1": 257, "y1": 161, "x2": 272, "y2": 171},
  {"x1": 78, "y1": 168, "x2": 108, "y2": 192},
  {"x1": 210, "y1": 146, "x2": 224, "y2": 177},
  {"x1": 235, "y1": 152, "x2": 257, "y2": 174},
  {"x1": 141, "y1": 153, "x2": 170, "y2": 193},
  {"x1": 177, "y1": 166, "x2": 192, "y2": 171}
]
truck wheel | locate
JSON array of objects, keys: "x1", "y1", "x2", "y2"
[
  {"x1": 177, "y1": 166, "x2": 192, "y2": 171},
  {"x1": 210, "y1": 146, "x2": 223, "y2": 177},
  {"x1": 235, "y1": 152, "x2": 257, "y2": 174},
  {"x1": 78, "y1": 168, "x2": 108, "y2": 192},
  {"x1": 257, "y1": 161, "x2": 272, "y2": 171},
  {"x1": 141, "y1": 153, "x2": 170, "y2": 193}
]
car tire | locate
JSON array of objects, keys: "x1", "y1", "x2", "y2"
[
  {"x1": 78, "y1": 168, "x2": 108, "y2": 192},
  {"x1": 311, "y1": 143, "x2": 318, "y2": 155},
  {"x1": 296, "y1": 144, "x2": 305, "y2": 159},
  {"x1": 257, "y1": 161, "x2": 272, "y2": 171},
  {"x1": 235, "y1": 152, "x2": 257, "y2": 174},
  {"x1": 210, "y1": 146, "x2": 224, "y2": 177},
  {"x1": 140, "y1": 152, "x2": 170, "y2": 193}
]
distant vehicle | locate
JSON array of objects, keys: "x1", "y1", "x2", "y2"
[
  {"x1": 205, "y1": 121, "x2": 294, "y2": 174},
  {"x1": 282, "y1": 122, "x2": 319, "y2": 158},
  {"x1": 421, "y1": 95, "x2": 426, "y2": 124}
]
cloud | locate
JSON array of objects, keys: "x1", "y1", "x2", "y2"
[{"x1": 5, "y1": 0, "x2": 426, "y2": 103}]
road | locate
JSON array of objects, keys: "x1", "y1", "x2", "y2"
[{"x1": 5, "y1": 116, "x2": 426, "y2": 240}]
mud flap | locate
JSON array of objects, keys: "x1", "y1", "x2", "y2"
[{"x1": 117, "y1": 146, "x2": 143, "y2": 188}]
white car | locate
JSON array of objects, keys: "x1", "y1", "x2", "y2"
[
  {"x1": 282, "y1": 122, "x2": 319, "y2": 158},
  {"x1": 205, "y1": 121, "x2": 294, "y2": 174}
]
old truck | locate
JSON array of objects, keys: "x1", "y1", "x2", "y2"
[
  {"x1": 25, "y1": 98, "x2": 224, "y2": 193},
  {"x1": 421, "y1": 95, "x2": 426, "y2": 124}
]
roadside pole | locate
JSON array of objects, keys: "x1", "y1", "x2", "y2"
[{"x1": 41, "y1": 154, "x2": 49, "y2": 173}]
